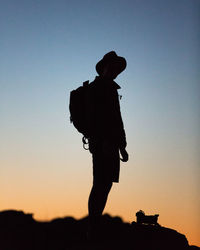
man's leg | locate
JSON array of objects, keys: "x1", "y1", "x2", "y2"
[
  {"x1": 88, "y1": 181, "x2": 112, "y2": 229},
  {"x1": 88, "y1": 181, "x2": 112, "y2": 216}
]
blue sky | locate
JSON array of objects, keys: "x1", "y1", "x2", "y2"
[{"x1": 0, "y1": 0, "x2": 200, "y2": 245}]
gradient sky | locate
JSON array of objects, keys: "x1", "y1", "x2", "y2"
[{"x1": 0, "y1": 0, "x2": 199, "y2": 246}]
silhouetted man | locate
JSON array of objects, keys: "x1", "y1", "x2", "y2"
[{"x1": 87, "y1": 51, "x2": 128, "y2": 237}]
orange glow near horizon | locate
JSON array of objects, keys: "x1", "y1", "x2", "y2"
[
  {"x1": 1, "y1": 156, "x2": 199, "y2": 247},
  {"x1": 1, "y1": 194, "x2": 199, "y2": 247}
]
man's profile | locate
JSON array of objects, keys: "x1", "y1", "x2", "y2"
[{"x1": 87, "y1": 51, "x2": 129, "y2": 238}]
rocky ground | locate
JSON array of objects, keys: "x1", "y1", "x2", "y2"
[{"x1": 0, "y1": 210, "x2": 199, "y2": 250}]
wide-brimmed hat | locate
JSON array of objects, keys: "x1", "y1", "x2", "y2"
[{"x1": 96, "y1": 51, "x2": 127, "y2": 76}]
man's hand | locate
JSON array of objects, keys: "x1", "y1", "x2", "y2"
[{"x1": 120, "y1": 148, "x2": 129, "y2": 162}]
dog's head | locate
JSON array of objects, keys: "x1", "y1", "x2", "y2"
[{"x1": 136, "y1": 210, "x2": 145, "y2": 218}]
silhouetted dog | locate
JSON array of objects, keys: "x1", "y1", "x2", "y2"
[{"x1": 136, "y1": 210, "x2": 159, "y2": 226}]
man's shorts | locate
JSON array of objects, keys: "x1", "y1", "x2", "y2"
[{"x1": 89, "y1": 139, "x2": 120, "y2": 183}]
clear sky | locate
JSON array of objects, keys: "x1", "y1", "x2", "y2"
[{"x1": 0, "y1": 0, "x2": 199, "y2": 246}]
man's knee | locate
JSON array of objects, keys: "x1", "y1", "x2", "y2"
[{"x1": 93, "y1": 181, "x2": 113, "y2": 193}]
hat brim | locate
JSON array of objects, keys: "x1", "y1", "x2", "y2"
[{"x1": 96, "y1": 56, "x2": 127, "y2": 76}]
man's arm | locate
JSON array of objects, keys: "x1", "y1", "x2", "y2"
[
  {"x1": 120, "y1": 147, "x2": 129, "y2": 162},
  {"x1": 116, "y1": 94, "x2": 129, "y2": 162}
]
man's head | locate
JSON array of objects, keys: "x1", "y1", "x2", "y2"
[{"x1": 96, "y1": 51, "x2": 127, "y2": 80}]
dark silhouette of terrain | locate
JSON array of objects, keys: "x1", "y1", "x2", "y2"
[{"x1": 0, "y1": 209, "x2": 199, "y2": 250}]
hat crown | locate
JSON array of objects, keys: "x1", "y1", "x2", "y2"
[
  {"x1": 103, "y1": 51, "x2": 118, "y2": 61},
  {"x1": 96, "y1": 51, "x2": 127, "y2": 76}
]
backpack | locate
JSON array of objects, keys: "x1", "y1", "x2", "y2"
[{"x1": 69, "y1": 80, "x2": 91, "y2": 149}]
